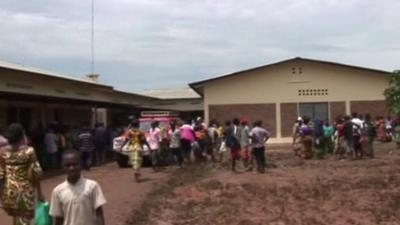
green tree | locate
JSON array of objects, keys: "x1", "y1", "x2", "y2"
[{"x1": 384, "y1": 70, "x2": 400, "y2": 115}]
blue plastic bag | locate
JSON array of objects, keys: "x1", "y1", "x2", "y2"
[{"x1": 35, "y1": 201, "x2": 51, "y2": 225}]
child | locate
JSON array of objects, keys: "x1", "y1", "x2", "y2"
[{"x1": 50, "y1": 150, "x2": 106, "y2": 225}]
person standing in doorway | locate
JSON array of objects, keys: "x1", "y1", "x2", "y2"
[
  {"x1": 250, "y1": 120, "x2": 270, "y2": 173},
  {"x1": 57, "y1": 126, "x2": 67, "y2": 168},
  {"x1": 44, "y1": 126, "x2": 58, "y2": 169},
  {"x1": 50, "y1": 150, "x2": 106, "y2": 225},
  {"x1": 94, "y1": 123, "x2": 107, "y2": 166},
  {"x1": 78, "y1": 123, "x2": 95, "y2": 170}
]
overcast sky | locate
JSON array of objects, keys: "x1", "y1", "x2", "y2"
[{"x1": 0, "y1": 0, "x2": 399, "y2": 92}]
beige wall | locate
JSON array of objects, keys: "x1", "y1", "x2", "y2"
[
  {"x1": 204, "y1": 60, "x2": 388, "y2": 120},
  {"x1": 204, "y1": 60, "x2": 388, "y2": 105},
  {"x1": 201, "y1": 59, "x2": 389, "y2": 142}
]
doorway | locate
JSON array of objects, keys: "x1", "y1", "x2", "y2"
[
  {"x1": 7, "y1": 107, "x2": 32, "y2": 129},
  {"x1": 299, "y1": 103, "x2": 329, "y2": 121}
]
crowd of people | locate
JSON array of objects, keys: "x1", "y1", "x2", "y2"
[
  {"x1": 292, "y1": 113, "x2": 400, "y2": 160},
  {"x1": 1, "y1": 112, "x2": 399, "y2": 225},
  {"x1": 116, "y1": 117, "x2": 271, "y2": 183},
  {"x1": 19, "y1": 121, "x2": 114, "y2": 172},
  {"x1": 0, "y1": 116, "x2": 271, "y2": 224}
]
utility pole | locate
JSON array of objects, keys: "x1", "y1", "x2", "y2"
[{"x1": 91, "y1": 0, "x2": 95, "y2": 75}]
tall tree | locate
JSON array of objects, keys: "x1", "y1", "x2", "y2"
[{"x1": 384, "y1": 70, "x2": 400, "y2": 115}]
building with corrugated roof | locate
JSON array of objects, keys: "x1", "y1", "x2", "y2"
[
  {"x1": 0, "y1": 60, "x2": 201, "y2": 130},
  {"x1": 190, "y1": 57, "x2": 391, "y2": 143}
]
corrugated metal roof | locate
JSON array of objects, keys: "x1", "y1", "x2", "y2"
[
  {"x1": 0, "y1": 59, "x2": 113, "y2": 88},
  {"x1": 141, "y1": 87, "x2": 201, "y2": 99}
]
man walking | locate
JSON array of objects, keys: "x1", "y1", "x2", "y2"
[{"x1": 50, "y1": 150, "x2": 106, "y2": 225}]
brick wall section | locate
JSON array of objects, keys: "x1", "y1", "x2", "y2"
[
  {"x1": 350, "y1": 100, "x2": 388, "y2": 118},
  {"x1": 330, "y1": 101, "x2": 346, "y2": 121},
  {"x1": 280, "y1": 103, "x2": 298, "y2": 137},
  {"x1": 209, "y1": 104, "x2": 277, "y2": 137}
]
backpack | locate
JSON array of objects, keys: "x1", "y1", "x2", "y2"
[{"x1": 225, "y1": 127, "x2": 240, "y2": 148}]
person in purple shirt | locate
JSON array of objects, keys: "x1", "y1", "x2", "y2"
[{"x1": 250, "y1": 120, "x2": 270, "y2": 173}]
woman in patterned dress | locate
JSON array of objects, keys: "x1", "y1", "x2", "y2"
[
  {"x1": 299, "y1": 117, "x2": 314, "y2": 159},
  {"x1": 0, "y1": 123, "x2": 45, "y2": 225},
  {"x1": 127, "y1": 119, "x2": 151, "y2": 182}
]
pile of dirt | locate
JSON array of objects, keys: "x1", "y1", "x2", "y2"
[{"x1": 127, "y1": 143, "x2": 400, "y2": 225}]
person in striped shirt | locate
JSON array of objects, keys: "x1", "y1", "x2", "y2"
[{"x1": 78, "y1": 123, "x2": 95, "y2": 170}]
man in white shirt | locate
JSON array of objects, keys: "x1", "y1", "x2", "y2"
[
  {"x1": 351, "y1": 113, "x2": 364, "y2": 130},
  {"x1": 50, "y1": 150, "x2": 107, "y2": 225},
  {"x1": 149, "y1": 121, "x2": 161, "y2": 170}
]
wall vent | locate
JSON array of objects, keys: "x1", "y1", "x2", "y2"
[{"x1": 298, "y1": 89, "x2": 328, "y2": 96}]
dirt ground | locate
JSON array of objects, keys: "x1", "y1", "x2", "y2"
[
  {"x1": 128, "y1": 142, "x2": 400, "y2": 225},
  {"x1": 0, "y1": 163, "x2": 170, "y2": 225}
]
